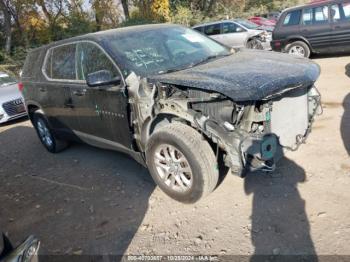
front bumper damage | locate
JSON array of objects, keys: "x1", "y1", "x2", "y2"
[
  {"x1": 126, "y1": 72, "x2": 322, "y2": 177},
  {"x1": 202, "y1": 85, "x2": 322, "y2": 177},
  {"x1": 203, "y1": 121, "x2": 282, "y2": 177}
]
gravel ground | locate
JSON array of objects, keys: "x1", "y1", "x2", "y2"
[{"x1": 0, "y1": 54, "x2": 349, "y2": 259}]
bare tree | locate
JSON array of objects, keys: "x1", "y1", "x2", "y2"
[
  {"x1": 36, "y1": 0, "x2": 66, "y2": 40},
  {"x1": 121, "y1": 0, "x2": 129, "y2": 19},
  {"x1": 6, "y1": 0, "x2": 32, "y2": 47},
  {"x1": 0, "y1": 0, "x2": 12, "y2": 53}
]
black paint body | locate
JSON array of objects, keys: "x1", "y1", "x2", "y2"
[{"x1": 21, "y1": 24, "x2": 320, "y2": 157}]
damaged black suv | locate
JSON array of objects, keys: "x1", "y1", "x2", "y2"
[{"x1": 21, "y1": 24, "x2": 322, "y2": 203}]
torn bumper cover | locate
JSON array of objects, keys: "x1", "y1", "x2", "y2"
[
  {"x1": 204, "y1": 85, "x2": 322, "y2": 177},
  {"x1": 205, "y1": 123, "x2": 283, "y2": 176}
]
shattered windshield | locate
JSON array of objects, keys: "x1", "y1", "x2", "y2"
[
  {"x1": 105, "y1": 26, "x2": 231, "y2": 76},
  {"x1": 0, "y1": 74, "x2": 17, "y2": 87}
]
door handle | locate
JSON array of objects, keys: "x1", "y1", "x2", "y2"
[
  {"x1": 39, "y1": 87, "x2": 46, "y2": 92},
  {"x1": 73, "y1": 89, "x2": 86, "y2": 96}
]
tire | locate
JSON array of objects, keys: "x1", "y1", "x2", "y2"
[
  {"x1": 32, "y1": 112, "x2": 69, "y2": 153},
  {"x1": 146, "y1": 122, "x2": 219, "y2": 203},
  {"x1": 246, "y1": 38, "x2": 263, "y2": 50},
  {"x1": 285, "y1": 41, "x2": 311, "y2": 58}
]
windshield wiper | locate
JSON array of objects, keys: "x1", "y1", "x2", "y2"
[
  {"x1": 159, "y1": 65, "x2": 192, "y2": 74},
  {"x1": 191, "y1": 53, "x2": 231, "y2": 67}
]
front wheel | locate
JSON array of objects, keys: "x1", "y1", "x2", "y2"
[
  {"x1": 146, "y1": 123, "x2": 219, "y2": 203},
  {"x1": 285, "y1": 41, "x2": 311, "y2": 58},
  {"x1": 246, "y1": 38, "x2": 264, "y2": 50}
]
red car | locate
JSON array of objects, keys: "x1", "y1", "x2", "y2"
[{"x1": 249, "y1": 17, "x2": 276, "y2": 26}]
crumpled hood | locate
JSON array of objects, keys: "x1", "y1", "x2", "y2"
[
  {"x1": 149, "y1": 49, "x2": 320, "y2": 102},
  {"x1": 0, "y1": 83, "x2": 22, "y2": 104}
]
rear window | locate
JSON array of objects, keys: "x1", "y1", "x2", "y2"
[
  {"x1": 204, "y1": 24, "x2": 221, "y2": 36},
  {"x1": 283, "y1": 10, "x2": 302, "y2": 26},
  {"x1": 44, "y1": 44, "x2": 77, "y2": 80}
]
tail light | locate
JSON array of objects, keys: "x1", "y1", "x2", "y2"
[
  {"x1": 18, "y1": 82, "x2": 24, "y2": 92},
  {"x1": 274, "y1": 41, "x2": 281, "y2": 48}
]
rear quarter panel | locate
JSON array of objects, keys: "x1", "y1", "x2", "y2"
[{"x1": 21, "y1": 48, "x2": 47, "y2": 109}]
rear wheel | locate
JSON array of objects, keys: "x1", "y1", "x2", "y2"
[
  {"x1": 146, "y1": 123, "x2": 219, "y2": 203},
  {"x1": 32, "y1": 112, "x2": 69, "y2": 153},
  {"x1": 285, "y1": 41, "x2": 311, "y2": 58}
]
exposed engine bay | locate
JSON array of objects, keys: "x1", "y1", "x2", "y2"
[{"x1": 126, "y1": 72, "x2": 322, "y2": 177}]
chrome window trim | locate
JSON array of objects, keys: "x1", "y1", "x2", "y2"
[{"x1": 41, "y1": 40, "x2": 125, "y2": 86}]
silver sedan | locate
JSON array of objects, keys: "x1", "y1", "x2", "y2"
[
  {"x1": 193, "y1": 19, "x2": 272, "y2": 50},
  {"x1": 0, "y1": 72, "x2": 27, "y2": 124}
]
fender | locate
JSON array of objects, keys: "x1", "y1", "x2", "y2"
[
  {"x1": 25, "y1": 100, "x2": 45, "y2": 117},
  {"x1": 244, "y1": 32, "x2": 262, "y2": 46}
]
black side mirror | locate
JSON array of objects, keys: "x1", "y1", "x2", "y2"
[{"x1": 86, "y1": 70, "x2": 121, "y2": 87}]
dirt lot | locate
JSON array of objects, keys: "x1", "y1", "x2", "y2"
[{"x1": 0, "y1": 54, "x2": 350, "y2": 260}]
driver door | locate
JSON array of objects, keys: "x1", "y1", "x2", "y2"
[{"x1": 70, "y1": 41, "x2": 133, "y2": 148}]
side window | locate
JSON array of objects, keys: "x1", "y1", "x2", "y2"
[
  {"x1": 341, "y1": 2, "x2": 350, "y2": 20},
  {"x1": 303, "y1": 8, "x2": 313, "y2": 25},
  {"x1": 45, "y1": 44, "x2": 77, "y2": 80},
  {"x1": 222, "y1": 23, "x2": 237, "y2": 34},
  {"x1": 204, "y1": 24, "x2": 221, "y2": 36},
  {"x1": 283, "y1": 10, "x2": 302, "y2": 26},
  {"x1": 331, "y1": 4, "x2": 341, "y2": 22},
  {"x1": 76, "y1": 42, "x2": 119, "y2": 81},
  {"x1": 314, "y1": 6, "x2": 329, "y2": 24}
]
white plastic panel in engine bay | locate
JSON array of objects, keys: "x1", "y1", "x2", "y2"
[{"x1": 270, "y1": 87, "x2": 308, "y2": 149}]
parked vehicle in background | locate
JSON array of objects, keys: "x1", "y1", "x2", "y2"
[
  {"x1": 193, "y1": 19, "x2": 272, "y2": 50},
  {"x1": 21, "y1": 24, "x2": 321, "y2": 203},
  {"x1": 271, "y1": 0, "x2": 350, "y2": 57},
  {"x1": 0, "y1": 72, "x2": 27, "y2": 124},
  {"x1": 258, "y1": 25, "x2": 275, "y2": 32},
  {"x1": 264, "y1": 11, "x2": 281, "y2": 22},
  {"x1": 249, "y1": 16, "x2": 276, "y2": 26}
]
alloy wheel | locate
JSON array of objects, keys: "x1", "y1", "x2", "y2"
[
  {"x1": 153, "y1": 144, "x2": 193, "y2": 192},
  {"x1": 37, "y1": 119, "x2": 53, "y2": 147},
  {"x1": 289, "y1": 45, "x2": 305, "y2": 57}
]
